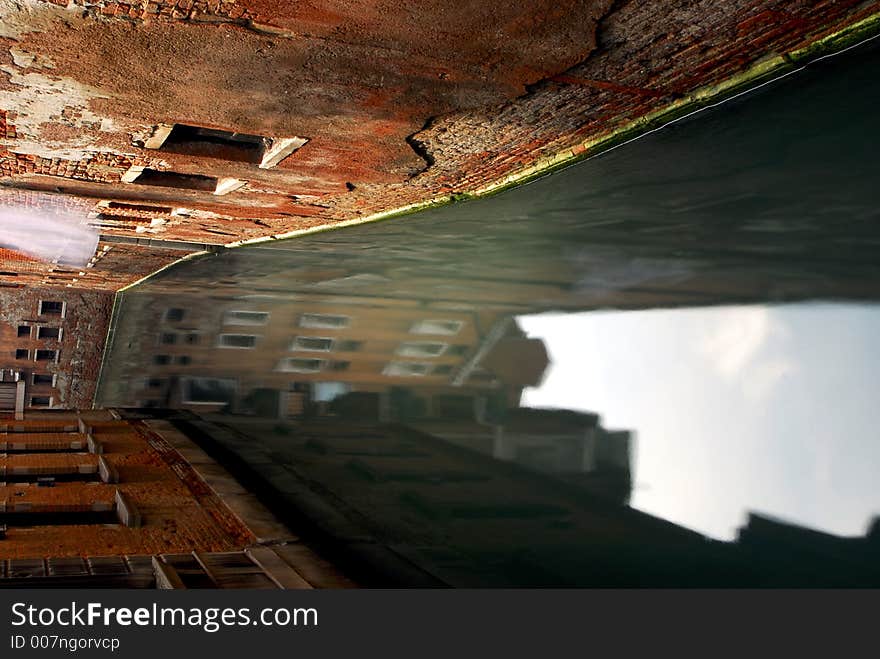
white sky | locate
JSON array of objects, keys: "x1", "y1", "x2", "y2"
[{"x1": 519, "y1": 303, "x2": 880, "y2": 540}]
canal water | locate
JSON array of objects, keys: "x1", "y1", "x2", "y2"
[{"x1": 97, "y1": 38, "x2": 880, "y2": 586}]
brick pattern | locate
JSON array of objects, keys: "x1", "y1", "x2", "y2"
[
  {"x1": 0, "y1": 411, "x2": 255, "y2": 560},
  {"x1": 73, "y1": 0, "x2": 252, "y2": 23},
  {"x1": 0, "y1": 110, "x2": 16, "y2": 140},
  {"x1": 405, "y1": 0, "x2": 878, "y2": 194}
]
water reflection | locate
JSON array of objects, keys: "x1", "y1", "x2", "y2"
[{"x1": 98, "y1": 40, "x2": 880, "y2": 585}]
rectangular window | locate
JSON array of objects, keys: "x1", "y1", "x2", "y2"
[
  {"x1": 32, "y1": 374, "x2": 54, "y2": 386},
  {"x1": 154, "y1": 355, "x2": 171, "y2": 365},
  {"x1": 153, "y1": 124, "x2": 268, "y2": 164},
  {"x1": 177, "y1": 355, "x2": 191, "y2": 365},
  {"x1": 409, "y1": 320, "x2": 463, "y2": 336},
  {"x1": 299, "y1": 313, "x2": 350, "y2": 329},
  {"x1": 384, "y1": 362, "x2": 431, "y2": 377},
  {"x1": 180, "y1": 377, "x2": 236, "y2": 405},
  {"x1": 35, "y1": 349, "x2": 57, "y2": 361},
  {"x1": 276, "y1": 358, "x2": 325, "y2": 373},
  {"x1": 17, "y1": 325, "x2": 30, "y2": 337},
  {"x1": 185, "y1": 333, "x2": 200, "y2": 345},
  {"x1": 396, "y1": 342, "x2": 447, "y2": 358},
  {"x1": 291, "y1": 336, "x2": 334, "y2": 352},
  {"x1": 30, "y1": 396, "x2": 51, "y2": 407},
  {"x1": 218, "y1": 334, "x2": 258, "y2": 349},
  {"x1": 165, "y1": 308, "x2": 185, "y2": 322},
  {"x1": 15, "y1": 349, "x2": 28, "y2": 359},
  {"x1": 38, "y1": 300, "x2": 64, "y2": 316},
  {"x1": 130, "y1": 168, "x2": 218, "y2": 192},
  {"x1": 160, "y1": 332, "x2": 177, "y2": 345},
  {"x1": 145, "y1": 123, "x2": 306, "y2": 169},
  {"x1": 336, "y1": 340, "x2": 363, "y2": 352},
  {"x1": 223, "y1": 310, "x2": 270, "y2": 326},
  {"x1": 37, "y1": 327, "x2": 61, "y2": 340}
]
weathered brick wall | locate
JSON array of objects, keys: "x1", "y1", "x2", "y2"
[
  {"x1": 404, "y1": 0, "x2": 880, "y2": 194},
  {"x1": 73, "y1": 0, "x2": 252, "y2": 22},
  {"x1": 0, "y1": 286, "x2": 113, "y2": 408}
]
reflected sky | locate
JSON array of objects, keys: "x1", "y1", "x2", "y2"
[{"x1": 522, "y1": 303, "x2": 880, "y2": 540}]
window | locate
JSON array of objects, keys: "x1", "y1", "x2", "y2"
[
  {"x1": 277, "y1": 358, "x2": 325, "y2": 373},
  {"x1": 329, "y1": 361, "x2": 350, "y2": 372},
  {"x1": 165, "y1": 308, "x2": 185, "y2": 322},
  {"x1": 144, "y1": 123, "x2": 306, "y2": 169},
  {"x1": 185, "y1": 333, "x2": 200, "y2": 345},
  {"x1": 38, "y1": 300, "x2": 64, "y2": 316},
  {"x1": 218, "y1": 334, "x2": 258, "y2": 349},
  {"x1": 433, "y1": 364, "x2": 454, "y2": 375},
  {"x1": 448, "y1": 345, "x2": 470, "y2": 356},
  {"x1": 147, "y1": 378, "x2": 165, "y2": 389},
  {"x1": 32, "y1": 373, "x2": 54, "y2": 386},
  {"x1": 30, "y1": 396, "x2": 51, "y2": 407},
  {"x1": 384, "y1": 362, "x2": 431, "y2": 377},
  {"x1": 160, "y1": 332, "x2": 177, "y2": 345},
  {"x1": 336, "y1": 340, "x2": 363, "y2": 352},
  {"x1": 299, "y1": 313, "x2": 350, "y2": 329},
  {"x1": 37, "y1": 327, "x2": 61, "y2": 340},
  {"x1": 396, "y1": 342, "x2": 447, "y2": 358},
  {"x1": 129, "y1": 168, "x2": 218, "y2": 191},
  {"x1": 181, "y1": 377, "x2": 236, "y2": 405},
  {"x1": 409, "y1": 320, "x2": 463, "y2": 336},
  {"x1": 152, "y1": 124, "x2": 269, "y2": 164},
  {"x1": 223, "y1": 310, "x2": 270, "y2": 326},
  {"x1": 17, "y1": 325, "x2": 30, "y2": 337},
  {"x1": 154, "y1": 355, "x2": 171, "y2": 365},
  {"x1": 291, "y1": 336, "x2": 334, "y2": 352},
  {"x1": 177, "y1": 355, "x2": 191, "y2": 365},
  {"x1": 15, "y1": 349, "x2": 28, "y2": 359},
  {"x1": 35, "y1": 349, "x2": 57, "y2": 361}
]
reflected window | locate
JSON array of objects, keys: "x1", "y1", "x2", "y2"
[
  {"x1": 165, "y1": 308, "x2": 185, "y2": 322},
  {"x1": 397, "y1": 342, "x2": 447, "y2": 357},
  {"x1": 384, "y1": 362, "x2": 431, "y2": 377},
  {"x1": 181, "y1": 377, "x2": 236, "y2": 405},
  {"x1": 299, "y1": 313, "x2": 350, "y2": 329},
  {"x1": 291, "y1": 336, "x2": 334, "y2": 352},
  {"x1": 218, "y1": 334, "x2": 258, "y2": 349},
  {"x1": 336, "y1": 340, "x2": 363, "y2": 352},
  {"x1": 409, "y1": 320, "x2": 463, "y2": 335},
  {"x1": 277, "y1": 358, "x2": 325, "y2": 373},
  {"x1": 313, "y1": 382, "x2": 351, "y2": 402},
  {"x1": 223, "y1": 310, "x2": 270, "y2": 326}
]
